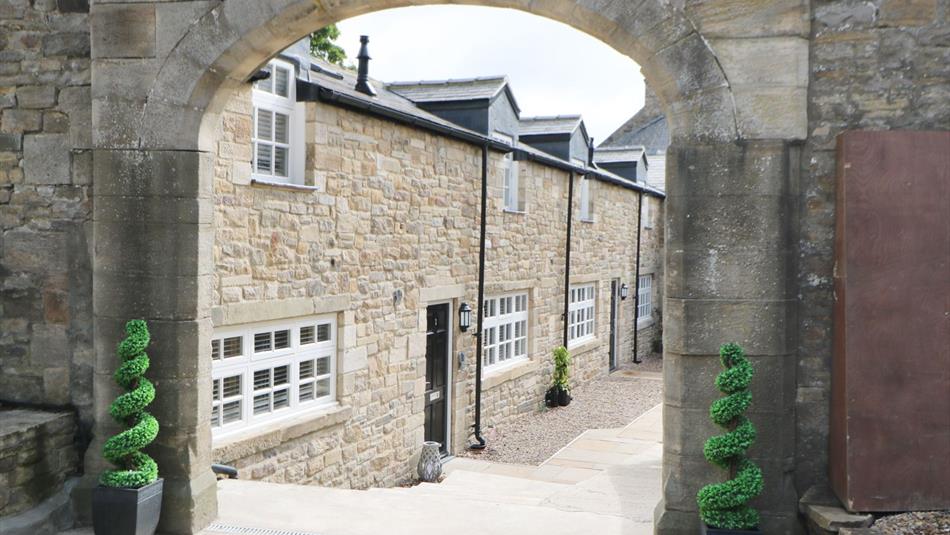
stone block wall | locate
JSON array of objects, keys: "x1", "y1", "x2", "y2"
[
  {"x1": 0, "y1": 408, "x2": 78, "y2": 517},
  {"x1": 209, "y1": 86, "x2": 656, "y2": 486},
  {"x1": 0, "y1": 0, "x2": 94, "y2": 442}
]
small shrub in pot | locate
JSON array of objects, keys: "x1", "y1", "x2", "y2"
[{"x1": 93, "y1": 320, "x2": 164, "y2": 535}]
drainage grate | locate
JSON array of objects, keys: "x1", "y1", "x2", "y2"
[{"x1": 205, "y1": 523, "x2": 324, "y2": 535}]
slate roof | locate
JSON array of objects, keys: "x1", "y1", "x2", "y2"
[
  {"x1": 605, "y1": 115, "x2": 669, "y2": 155},
  {"x1": 386, "y1": 76, "x2": 520, "y2": 111},
  {"x1": 519, "y1": 115, "x2": 584, "y2": 136},
  {"x1": 593, "y1": 145, "x2": 646, "y2": 164},
  {"x1": 279, "y1": 42, "x2": 663, "y2": 198}
]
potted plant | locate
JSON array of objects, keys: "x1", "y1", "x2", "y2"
[
  {"x1": 93, "y1": 320, "x2": 163, "y2": 535},
  {"x1": 696, "y1": 343, "x2": 763, "y2": 534},
  {"x1": 553, "y1": 346, "x2": 572, "y2": 406}
]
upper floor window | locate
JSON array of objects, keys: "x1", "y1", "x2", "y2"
[
  {"x1": 482, "y1": 293, "x2": 529, "y2": 370},
  {"x1": 641, "y1": 197, "x2": 653, "y2": 229},
  {"x1": 252, "y1": 59, "x2": 299, "y2": 184},
  {"x1": 568, "y1": 283, "x2": 595, "y2": 346},
  {"x1": 637, "y1": 275, "x2": 653, "y2": 326},
  {"x1": 502, "y1": 153, "x2": 524, "y2": 212},
  {"x1": 211, "y1": 315, "x2": 336, "y2": 439},
  {"x1": 579, "y1": 177, "x2": 593, "y2": 222}
]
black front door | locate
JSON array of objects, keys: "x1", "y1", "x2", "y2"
[
  {"x1": 609, "y1": 279, "x2": 619, "y2": 371},
  {"x1": 424, "y1": 303, "x2": 450, "y2": 454}
]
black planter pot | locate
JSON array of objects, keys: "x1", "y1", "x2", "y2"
[
  {"x1": 544, "y1": 387, "x2": 559, "y2": 408},
  {"x1": 700, "y1": 522, "x2": 762, "y2": 535},
  {"x1": 93, "y1": 478, "x2": 163, "y2": 535},
  {"x1": 557, "y1": 389, "x2": 572, "y2": 406}
]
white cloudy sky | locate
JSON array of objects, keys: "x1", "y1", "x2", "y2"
[{"x1": 335, "y1": 5, "x2": 645, "y2": 141}]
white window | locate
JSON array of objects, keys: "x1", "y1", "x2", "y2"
[
  {"x1": 641, "y1": 197, "x2": 653, "y2": 229},
  {"x1": 502, "y1": 153, "x2": 524, "y2": 212},
  {"x1": 568, "y1": 284, "x2": 596, "y2": 346},
  {"x1": 252, "y1": 59, "x2": 302, "y2": 184},
  {"x1": 637, "y1": 275, "x2": 653, "y2": 326},
  {"x1": 211, "y1": 316, "x2": 336, "y2": 438},
  {"x1": 482, "y1": 293, "x2": 529, "y2": 370},
  {"x1": 579, "y1": 177, "x2": 593, "y2": 221}
]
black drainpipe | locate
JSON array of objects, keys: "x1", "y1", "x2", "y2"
[
  {"x1": 633, "y1": 191, "x2": 644, "y2": 363},
  {"x1": 562, "y1": 171, "x2": 575, "y2": 347},
  {"x1": 470, "y1": 144, "x2": 489, "y2": 450}
]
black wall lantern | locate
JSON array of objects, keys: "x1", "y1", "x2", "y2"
[
  {"x1": 458, "y1": 302, "x2": 472, "y2": 332},
  {"x1": 620, "y1": 283, "x2": 629, "y2": 300}
]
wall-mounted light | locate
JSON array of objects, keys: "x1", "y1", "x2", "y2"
[
  {"x1": 458, "y1": 302, "x2": 472, "y2": 332},
  {"x1": 620, "y1": 283, "x2": 629, "y2": 301}
]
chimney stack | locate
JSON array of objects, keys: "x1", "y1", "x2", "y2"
[{"x1": 355, "y1": 35, "x2": 377, "y2": 97}]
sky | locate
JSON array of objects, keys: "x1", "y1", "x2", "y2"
[{"x1": 335, "y1": 5, "x2": 645, "y2": 142}]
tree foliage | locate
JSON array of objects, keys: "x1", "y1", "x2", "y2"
[
  {"x1": 310, "y1": 25, "x2": 347, "y2": 66},
  {"x1": 696, "y1": 343, "x2": 763, "y2": 530}
]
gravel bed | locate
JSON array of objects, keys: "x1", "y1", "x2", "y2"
[
  {"x1": 459, "y1": 373, "x2": 663, "y2": 465},
  {"x1": 873, "y1": 511, "x2": 950, "y2": 534}
]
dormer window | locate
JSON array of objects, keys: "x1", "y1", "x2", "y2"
[{"x1": 252, "y1": 59, "x2": 304, "y2": 185}]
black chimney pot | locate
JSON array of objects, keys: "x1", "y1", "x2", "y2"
[{"x1": 355, "y1": 35, "x2": 377, "y2": 97}]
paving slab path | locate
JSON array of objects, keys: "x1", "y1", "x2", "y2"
[{"x1": 209, "y1": 404, "x2": 664, "y2": 535}]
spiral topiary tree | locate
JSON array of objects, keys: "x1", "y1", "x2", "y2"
[
  {"x1": 100, "y1": 320, "x2": 160, "y2": 488},
  {"x1": 697, "y1": 343, "x2": 763, "y2": 530}
]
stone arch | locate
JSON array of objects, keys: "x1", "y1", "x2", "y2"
[{"x1": 88, "y1": 1, "x2": 808, "y2": 533}]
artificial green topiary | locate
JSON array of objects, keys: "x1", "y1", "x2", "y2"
[
  {"x1": 697, "y1": 343, "x2": 763, "y2": 530},
  {"x1": 100, "y1": 320, "x2": 160, "y2": 488}
]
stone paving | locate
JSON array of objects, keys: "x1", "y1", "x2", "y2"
[{"x1": 208, "y1": 404, "x2": 663, "y2": 535}]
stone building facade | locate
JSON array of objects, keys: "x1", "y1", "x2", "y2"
[
  {"x1": 204, "y1": 53, "x2": 664, "y2": 486},
  {"x1": 1, "y1": 1, "x2": 947, "y2": 534}
]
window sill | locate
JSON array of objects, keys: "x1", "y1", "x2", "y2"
[
  {"x1": 637, "y1": 318, "x2": 655, "y2": 330},
  {"x1": 212, "y1": 403, "x2": 351, "y2": 462},
  {"x1": 251, "y1": 178, "x2": 320, "y2": 192},
  {"x1": 579, "y1": 218, "x2": 595, "y2": 224},
  {"x1": 503, "y1": 208, "x2": 526, "y2": 215},
  {"x1": 567, "y1": 337, "x2": 599, "y2": 356},
  {"x1": 483, "y1": 358, "x2": 535, "y2": 390}
]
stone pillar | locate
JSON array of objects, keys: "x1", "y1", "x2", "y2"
[
  {"x1": 80, "y1": 149, "x2": 218, "y2": 534},
  {"x1": 655, "y1": 140, "x2": 801, "y2": 534}
]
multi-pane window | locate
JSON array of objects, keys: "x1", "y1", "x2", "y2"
[
  {"x1": 211, "y1": 316, "x2": 335, "y2": 438},
  {"x1": 579, "y1": 177, "x2": 593, "y2": 221},
  {"x1": 641, "y1": 197, "x2": 653, "y2": 229},
  {"x1": 637, "y1": 275, "x2": 653, "y2": 325},
  {"x1": 482, "y1": 293, "x2": 529, "y2": 369},
  {"x1": 568, "y1": 283, "x2": 596, "y2": 345},
  {"x1": 252, "y1": 59, "x2": 295, "y2": 182},
  {"x1": 502, "y1": 153, "x2": 524, "y2": 212}
]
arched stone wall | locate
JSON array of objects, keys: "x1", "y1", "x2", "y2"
[{"x1": 87, "y1": 1, "x2": 809, "y2": 533}]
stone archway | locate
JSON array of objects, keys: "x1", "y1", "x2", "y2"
[{"x1": 87, "y1": 1, "x2": 808, "y2": 533}]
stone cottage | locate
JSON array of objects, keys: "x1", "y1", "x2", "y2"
[{"x1": 202, "y1": 39, "x2": 665, "y2": 487}]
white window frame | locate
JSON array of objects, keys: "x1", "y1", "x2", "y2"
[
  {"x1": 641, "y1": 197, "x2": 653, "y2": 229},
  {"x1": 637, "y1": 275, "x2": 653, "y2": 327},
  {"x1": 252, "y1": 59, "x2": 304, "y2": 185},
  {"x1": 211, "y1": 315, "x2": 337, "y2": 440},
  {"x1": 482, "y1": 292, "x2": 529, "y2": 371},
  {"x1": 502, "y1": 152, "x2": 524, "y2": 213},
  {"x1": 579, "y1": 177, "x2": 593, "y2": 222},
  {"x1": 568, "y1": 283, "x2": 596, "y2": 346}
]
